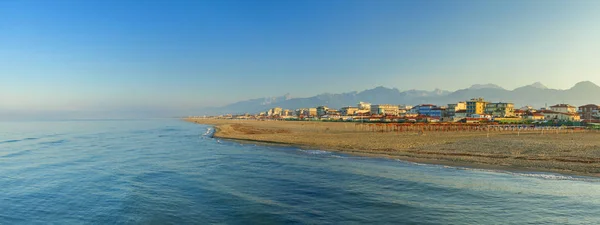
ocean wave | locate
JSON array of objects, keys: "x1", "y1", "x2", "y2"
[
  {"x1": 397, "y1": 160, "x2": 430, "y2": 167},
  {"x1": 159, "y1": 128, "x2": 180, "y2": 132},
  {"x1": 202, "y1": 128, "x2": 215, "y2": 138},
  {"x1": 40, "y1": 139, "x2": 67, "y2": 145},
  {"x1": 0, "y1": 150, "x2": 32, "y2": 158},
  {"x1": 0, "y1": 139, "x2": 21, "y2": 144},
  {"x1": 506, "y1": 172, "x2": 600, "y2": 182},
  {"x1": 394, "y1": 159, "x2": 600, "y2": 182},
  {"x1": 299, "y1": 149, "x2": 331, "y2": 155},
  {"x1": 451, "y1": 166, "x2": 600, "y2": 182},
  {"x1": 0, "y1": 137, "x2": 40, "y2": 144}
]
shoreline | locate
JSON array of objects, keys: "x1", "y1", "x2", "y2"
[
  {"x1": 215, "y1": 130, "x2": 600, "y2": 178},
  {"x1": 188, "y1": 118, "x2": 600, "y2": 178}
]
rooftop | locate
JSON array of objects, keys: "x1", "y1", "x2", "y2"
[{"x1": 550, "y1": 104, "x2": 576, "y2": 108}]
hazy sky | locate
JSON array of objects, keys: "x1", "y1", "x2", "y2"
[{"x1": 1, "y1": 0, "x2": 600, "y2": 117}]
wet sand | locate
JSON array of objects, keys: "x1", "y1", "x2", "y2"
[{"x1": 186, "y1": 118, "x2": 600, "y2": 177}]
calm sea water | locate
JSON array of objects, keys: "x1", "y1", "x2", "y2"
[{"x1": 1, "y1": 119, "x2": 599, "y2": 224}]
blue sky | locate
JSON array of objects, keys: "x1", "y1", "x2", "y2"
[{"x1": 1, "y1": 0, "x2": 599, "y2": 117}]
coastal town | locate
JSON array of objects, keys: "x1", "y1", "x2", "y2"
[
  {"x1": 187, "y1": 97, "x2": 600, "y2": 176},
  {"x1": 198, "y1": 97, "x2": 600, "y2": 127}
]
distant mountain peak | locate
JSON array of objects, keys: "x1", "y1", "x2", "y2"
[
  {"x1": 469, "y1": 83, "x2": 504, "y2": 90},
  {"x1": 359, "y1": 86, "x2": 398, "y2": 94},
  {"x1": 205, "y1": 80, "x2": 600, "y2": 115},
  {"x1": 529, "y1": 82, "x2": 548, "y2": 89},
  {"x1": 260, "y1": 94, "x2": 292, "y2": 106},
  {"x1": 571, "y1": 81, "x2": 599, "y2": 89}
]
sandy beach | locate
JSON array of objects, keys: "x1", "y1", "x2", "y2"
[{"x1": 186, "y1": 118, "x2": 600, "y2": 177}]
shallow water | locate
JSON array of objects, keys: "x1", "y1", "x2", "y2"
[{"x1": 1, "y1": 119, "x2": 599, "y2": 224}]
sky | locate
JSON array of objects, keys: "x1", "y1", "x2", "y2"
[{"x1": 1, "y1": 0, "x2": 600, "y2": 118}]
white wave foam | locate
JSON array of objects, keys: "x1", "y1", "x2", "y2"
[
  {"x1": 202, "y1": 128, "x2": 215, "y2": 138},
  {"x1": 299, "y1": 149, "x2": 331, "y2": 155},
  {"x1": 454, "y1": 167, "x2": 600, "y2": 182},
  {"x1": 395, "y1": 159, "x2": 600, "y2": 182}
]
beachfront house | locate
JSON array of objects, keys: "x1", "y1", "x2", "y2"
[
  {"x1": 295, "y1": 108, "x2": 307, "y2": 117},
  {"x1": 578, "y1": 104, "x2": 600, "y2": 122},
  {"x1": 525, "y1": 113, "x2": 545, "y2": 121},
  {"x1": 415, "y1": 104, "x2": 443, "y2": 118},
  {"x1": 340, "y1": 106, "x2": 360, "y2": 116},
  {"x1": 308, "y1": 108, "x2": 317, "y2": 117},
  {"x1": 513, "y1": 109, "x2": 527, "y2": 118},
  {"x1": 267, "y1": 107, "x2": 283, "y2": 116},
  {"x1": 454, "y1": 110, "x2": 468, "y2": 119},
  {"x1": 326, "y1": 109, "x2": 340, "y2": 116},
  {"x1": 370, "y1": 104, "x2": 400, "y2": 116},
  {"x1": 446, "y1": 102, "x2": 466, "y2": 117},
  {"x1": 485, "y1": 102, "x2": 515, "y2": 118},
  {"x1": 466, "y1": 98, "x2": 489, "y2": 116},
  {"x1": 550, "y1": 104, "x2": 577, "y2": 114},
  {"x1": 520, "y1": 106, "x2": 535, "y2": 112},
  {"x1": 358, "y1": 102, "x2": 372, "y2": 110},
  {"x1": 540, "y1": 110, "x2": 581, "y2": 122},
  {"x1": 316, "y1": 106, "x2": 329, "y2": 117}
]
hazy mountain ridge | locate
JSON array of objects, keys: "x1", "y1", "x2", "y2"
[{"x1": 203, "y1": 81, "x2": 600, "y2": 115}]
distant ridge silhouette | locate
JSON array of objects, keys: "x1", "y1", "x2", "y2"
[{"x1": 203, "y1": 81, "x2": 600, "y2": 114}]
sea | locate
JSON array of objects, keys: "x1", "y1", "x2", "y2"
[{"x1": 1, "y1": 119, "x2": 599, "y2": 224}]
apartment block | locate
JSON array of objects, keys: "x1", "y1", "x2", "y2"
[
  {"x1": 466, "y1": 98, "x2": 488, "y2": 115},
  {"x1": 485, "y1": 102, "x2": 515, "y2": 117}
]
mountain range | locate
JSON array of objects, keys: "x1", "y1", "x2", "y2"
[{"x1": 202, "y1": 81, "x2": 600, "y2": 115}]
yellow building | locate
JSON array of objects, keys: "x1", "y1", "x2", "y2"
[
  {"x1": 282, "y1": 109, "x2": 293, "y2": 116},
  {"x1": 485, "y1": 102, "x2": 515, "y2": 117},
  {"x1": 466, "y1": 98, "x2": 488, "y2": 115},
  {"x1": 446, "y1": 102, "x2": 466, "y2": 117},
  {"x1": 308, "y1": 108, "x2": 317, "y2": 117},
  {"x1": 267, "y1": 107, "x2": 283, "y2": 116}
]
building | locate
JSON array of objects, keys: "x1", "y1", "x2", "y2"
[
  {"x1": 540, "y1": 110, "x2": 581, "y2": 122},
  {"x1": 398, "y1": 105, "x2": 413, "y2": 111},
  {"x1": 308, "y1": 108, "x2": 317, "y2": 117},
  {"x1": 513, "y1": 109, "x2": 526, "y2": 118},
  {"x1": 316, "y1": 106, "x2": 329, "y2": 117},
  {"x1": 297, "y1": 108, "x2": 318, "y2": 117},
  {"x1": 466, "y1": 98, "x2": 489, "y2": 116},
  {"x1": 454, "y1": 110, "x2": 468, "y2": 118},
  {"x1": 520, "y1": 106, "x2": 535, "y2": 112},
  {"x1": 370, "y1": 104, "x2": 399, "y2": 116},
  {"x1": 430, "y1": 107, "x2": 444, "y2": 118},
  {"x1": 446, "y1": 102, "x2": 467, "y2": 117},
  {"x1": 525, "y1": 113, "x2": 545, "y2": 121},
  {"x1": 415, "y1": 104, "x2": 443, "y2": 117},
  {"x1": 295, "y1": 108, "x2": 307, "y2": 117},
  {"x1": 470, "y1": 114, "x2": 492, "y2": 120},
  {"x1": 326, "y1": 109, "x2": 340, "y2": 116},
  {"x1": 282, "y1": 109, "x2": 293, "y2": 117},
  {"x1": 402, "y1": 112, "x2": 419, "y2": 117},
  {"x1": 550, "y1": 104, "x2": 577, "y2": 114},
  {"x1": 485, "y1": 102, "x2": 515, "y2": 117},
  {"x1": 267, "y1": 107, "x2": 282, "y2": 116},
  {"x1": 579, "y1": 104, "x2": 600, "y2": 121},
  {"x1": 340, "y1": 106, "x2": 360, "y2": 116},
  {"x1": 358, "y1": 102, "x2": 371, "y2": 110}
]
